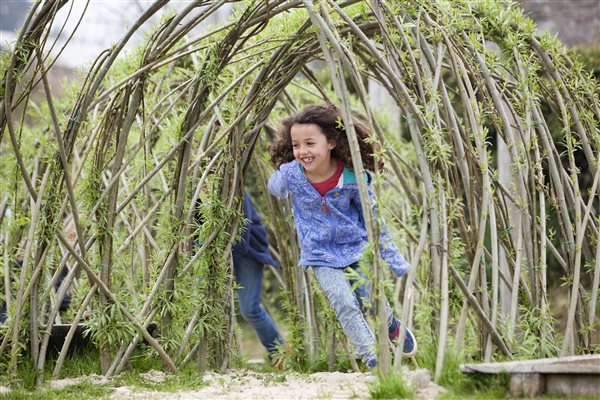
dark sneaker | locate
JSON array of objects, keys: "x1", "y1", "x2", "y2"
[
  {"x1": 365, "y1": 357, "x2": 377, "y2": 369},
  {"x1": 389, "y1": 317, "x2": 417, "y2": 357}
]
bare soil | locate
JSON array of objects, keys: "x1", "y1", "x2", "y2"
[{"x1": 40, "y1": 368, "x2": 445, "y2": 399}]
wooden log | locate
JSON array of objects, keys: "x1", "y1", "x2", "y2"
[
  {"x1": 462, "y1": 355, "x2": 600, "y2": 397},
  {"x1": 546, "y1": 374, "x2": 600, "y2": 397},
  {"x1": 510, "y1": 373, "x2": 545, "y2": 398},
  {"x1": 460, "y1": 355, "x2": 600, "y2": 374}
]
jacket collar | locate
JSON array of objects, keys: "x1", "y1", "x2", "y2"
[{"x1": 289, "y1": 159, "x2": 370, "y2": 190}]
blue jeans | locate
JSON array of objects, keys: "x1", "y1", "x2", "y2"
[
  {"x1": 1, "y1": 262, "x2": 71, "y2": 324},
  {"x1": 233, "y1": 254, "x2": 283, "y2": 354},
  {"x1": 312, "y1": 264, "x2": 393, "y2": 364}
]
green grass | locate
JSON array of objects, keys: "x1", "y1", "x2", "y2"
[
  {"x1": 303, "y1": 349, "x2": 356, "y2": 373},
  {"x1": 112, "y1": 364, "x2": 205, "y2": 392},
  {"x1": 406, "y1": 336, "x2": 513, "y2": 399},
  {"x1": 1, "y1": 381, "x2": 113, "y2": 400},
  {"x1": 53, "y1": 347, "x2": 102, "y2": 379},
  {"x1": 1, "y1": 362, "x2": 206, "y2": 399},
  {"x1": 437, "y1": 372, "x2": 510, "y2": 399},
  {"x1": 1, "y1": 346, "x2": 206, "y2": 398},
  {"x1": 368, "y1": 369, "x2": 416, "y2": 399}
]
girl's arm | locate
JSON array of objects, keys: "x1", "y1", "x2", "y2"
[
  {"x1": 352, "y1": 185, "x2": 409, "y2": 277},
  {"x1": 378, "y1": 221, "x2": 410, "y2": 277},
  {"x1": 268, "y1": 169, "x2": 289, "y2": 198}
]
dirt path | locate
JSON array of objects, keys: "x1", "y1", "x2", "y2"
[{"x1": 44, "y1": 368, "x2": 445, "y2": 399}]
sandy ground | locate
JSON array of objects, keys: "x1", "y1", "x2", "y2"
[{"x1": 34, "y1": 367, "x2": 445, "y2": 399}]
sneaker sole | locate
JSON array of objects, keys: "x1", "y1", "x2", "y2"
[
  {"x1": 390, "y1": 334, "x2": 418, "y2": 357},
  {"x1": 402, "y1": 339, "x2": 417, "y2": 357}
]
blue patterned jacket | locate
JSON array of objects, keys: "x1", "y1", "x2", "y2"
[{"x1": 268, "y1": 160, "x2": 409, "y2": 276}]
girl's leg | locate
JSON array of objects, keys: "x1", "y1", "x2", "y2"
[
  {"x1": 349, "y1": 263, "x2": 394, "y2": 324},
  {"x1": 312, "y1": 266, "x2": 376, "y2": 365},
  {"x1": 234, "y1": 254, "x2": 284, "y2": 354},
  {"x1": 350, "y1": 264, "x2": 417, "y2": 356}
]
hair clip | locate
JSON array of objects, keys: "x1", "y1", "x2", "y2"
[{"x1": 335, "y1": 116, "x2": 345, "y2": 131}]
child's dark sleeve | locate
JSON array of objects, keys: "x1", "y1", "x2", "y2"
[
  {"x1": 233, "y1": 193, "x2": 252, "y2": 255},
  {"x1": 232, "y1": 191, "x2": 280, "y2": 268}
]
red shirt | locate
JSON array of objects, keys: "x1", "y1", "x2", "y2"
[{"x1": 311, "y1": 159, "x2": 344, "y2": 196}]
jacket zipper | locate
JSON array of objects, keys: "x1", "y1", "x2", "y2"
[
  {"x1": 322, "y1": 190, "x2": 339, "y2": 248},
  {"x1": 321, "y1": 197, "x2": 329, "y2": 214}
]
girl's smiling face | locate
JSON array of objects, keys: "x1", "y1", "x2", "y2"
[{"x1": 291, "y1": 123, "x2": 337, "y2": 181}]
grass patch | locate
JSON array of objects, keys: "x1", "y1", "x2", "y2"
[
  {"x1": 1, "y1": 346, "x2": 207, "y2": 398},
  {"x1": 1, "y1": 381, "x2": 113, "y2": 400},
  {"x1": 112, "y1": 363, "x2": 206, "y2": 392},
  {"x1": 368, "y1": 369, "x2": 415, "y2": 399},
  {"x1": 415, "y1": 339, "x2": 472, "y2": 389},
  {"x1": 304, "y1": 349, "x2": 355, "y2": 373},
  {"x1": 2, "y1": 362, "x2": 207, "y2": 399},
  {"x1": 413, "y1": 339, "x2": 511, "y2": 398},
  {"x1": 52, "y1": 347, "x2": 102, "y2": 379},
  {"x1": 437, "y1": 372, "x2": 510, "y2": 399},
  {"x1": 0, "y1": 348, "x2": 99, "y2": 391}
]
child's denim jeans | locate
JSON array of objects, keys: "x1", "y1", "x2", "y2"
[
  {"x1": 234, "y1": 253, "x2": 284, "y2": 354},
  {"x1": 312, "y1": 263, "x2": 393, "y2": 365}
]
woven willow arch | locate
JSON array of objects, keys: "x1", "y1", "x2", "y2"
[{"x1": 0, "y1": 0, "x2": 598, "y2": 384}]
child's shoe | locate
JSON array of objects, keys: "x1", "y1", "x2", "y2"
[
  {"x1": 270, "y1": 343, "x2": 291, "y2": 370},
  {"x1": 388, "y1": 317, "x2": 417, "y2": 357},
  {"x1": 365, "y1": 357, "x2": 377, "y2": 370}
]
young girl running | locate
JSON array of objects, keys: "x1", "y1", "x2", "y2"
[{"x1": 268, "y1": 104, "x2": 416, "y2": 369}]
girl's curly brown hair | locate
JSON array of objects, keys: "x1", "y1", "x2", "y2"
[{"x1": 269, "y1": 104, "x2": 382, "y2": 171}]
